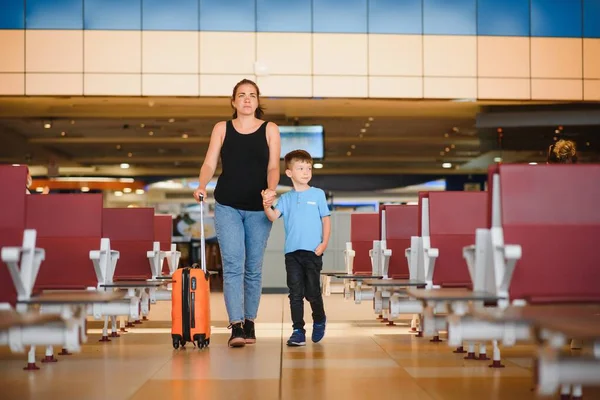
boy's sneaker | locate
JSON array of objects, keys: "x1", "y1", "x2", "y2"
[
  {"x1": 228, "y1": 323, "x2": 246, "y2": 348},
  {"x1": 312, "y1": 320, "x2": 326, "y2": 343},
  {"x1": 286, "y1": 329, "x2": 306, "y2": 347},
  {"x1": 244, "y1": 319, "x2": 256, "y2": 344}
]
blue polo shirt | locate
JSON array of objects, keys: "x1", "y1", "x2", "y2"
[{"x1": 275, "y1": 187, "x2": 331, "y2": 255}]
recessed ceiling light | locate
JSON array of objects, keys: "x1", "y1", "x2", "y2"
[
  {"x1": 61, "y1": 131, "x2": 66, "y2": 136},
  {"x1": 442, "y1": 163, "x2": 452, "y2": 169},
  {"x1": 182, "y1": 133, "x2": 189, "y2": 139},
  {"x1": 346, "y1": 151, "x2": 352, "y2": 156},
  {"x1": 128, "y1": 152, "x2": 133, "y2": 157},
  {"x1": 123, "y1": 188, "x2": 132, "y2": 193},
  {"x1": 168, "y1": 118, "x2": 175, "y2": 123},
  {"x1": 120, "y1": 163, "x2": 130, "y2": 169},
  {"x1": 43, "y1": 122, "x2": 51, "y2": 129},
  {"x1": 368, "y1": 117, "x2": 374, "y2": 122},
  {"x1": 314, "y1": 163, "x2": 323, "y2": 169},
  {"x1": 360, "y1": 128, "x2": 366, "y2": 133},
  {"x1": 36, "y1": 187, "x2": 44, "y2": 192},
  {"x1": 81, "y1": 186, "x2": 90, "y2": 192},
  {"x1": 149, "y1": 131, "x2": 154, "y2": 136},
  {"x1": 135, "y1": 189, "x2": 145, "y2": 195},
  {"x1": 493, "y1": 157, "x2": 502, "y2": 162},
  {"x1": 114, "y1": 191, "x2": 123, "y2": 196},
  {"x1": 351, "y1": 144, "x2": 356, "y2": 149},
  {"x1": 529, "y1": 162, "x2": 538, "y2": 165}
]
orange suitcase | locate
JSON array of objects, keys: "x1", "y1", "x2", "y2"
[{"x1": 171, "y1": 196, "x2": 211, "y2": 349}]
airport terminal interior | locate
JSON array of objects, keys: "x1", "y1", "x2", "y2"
[{"x1": 1, "y1": 0, "x2": 600, "y2": 399}]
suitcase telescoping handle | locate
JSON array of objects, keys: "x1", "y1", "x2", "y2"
[{"x1": 198, "y1": 194, "x2": 207, "y2": 273}]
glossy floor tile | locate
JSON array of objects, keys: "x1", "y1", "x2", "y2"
[{"x1": 1, "y1": 293, "x2": 599, "y2": 400}]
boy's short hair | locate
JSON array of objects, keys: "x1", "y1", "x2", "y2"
[{"x1": 284, "y1": 150, "x2": 313, "y2": 169}]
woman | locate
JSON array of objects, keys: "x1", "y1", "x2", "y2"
[
  {"x1": 193, "y1": 79, "x2": 280, "y2": 348},
  {"x1": 547, "y1": 139, "x2": 577, "y2": 164}
]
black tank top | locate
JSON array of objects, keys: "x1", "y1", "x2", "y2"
[{"x1": 214, "y1": 120, "x2": 270, "y2": 211}]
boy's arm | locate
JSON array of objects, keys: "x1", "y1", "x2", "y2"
[
  {"x1": 263, "y1": 204, "x2": 281, "y2": 222},
  {"x1": 315, "y1": 216, "x2": 331, "y2": 256},
  {"x1": 261, "y1": 189, "x2": 281, "y2": 221}
]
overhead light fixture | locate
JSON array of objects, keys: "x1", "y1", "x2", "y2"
[
  {"x1": 350, "y1": 144, "x2": 356, "y2": 149},
  {"x1": 493, "y1": 157, "x2": 502, "y2": 163},
  {"x1": 128, "y1": 152, "x2": 133, "y2": 157},
  {"x1": 135, "y1": 189, "x2": 145, "y2": 195},
  {"x1": 120, "y1": 163, "x2": 130, "y2": 169},
  {"x1": 114, "y1": 191, "x2": 123, "y2": 196},
  {"x1": 119, "y1": 178, "x2": 134, "y2": 183},
  {"x1": 529, "y1": 162, "x2": 538, "y2": 165},
  {"x1": 148, "y1": 131, "x2": 154, "y2": 136},
  {"x1": 140, "y1": 123, "x2": 145, "y2": 128},
  {"x1": 81, "y1": 186, "x2": 90, "y2": 192},
  {"x1": 360, "y1": 128, "x2": 366, "y2": 133},
  {"x1": 182, "y1": 133, "x2": 189, "y2": 139},
  {"x1": 168, "y1": 118, "x2": 175, "y2": 123},
  {"x1": 442, "y1": 163, "x2": 452, "y2": 169},
  {"x1": 314, "y1": 163, "x2": 323, "y2": 169},
  {"x1": 368, "y1": 117, "x2": 374, "y2": 122},
  {"x1": 61, "y1": 131, "x2": 66, "y2": 136},
  {"x1": 36, "y1": 187, "x2": 44, "y2": 192},
  {"x1": 346, "y1": 151, "x2": 352, "y2": 156},
  {"x1": 12, "y1": 164, "x2": 20, "y2": 166},
  {"x1": 365, "y1": 123, "x2": 370, "y2": 128},
  {"x1": 123, "y1": 188, "x2": 132, "y2": 193},
  {"x1": 43, "y1": 121, "x2": 52, "y2": 129}
]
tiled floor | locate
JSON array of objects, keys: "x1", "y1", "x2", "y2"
[{"x1": 1, "y1": 294, "x2": 597, "y2": 400}]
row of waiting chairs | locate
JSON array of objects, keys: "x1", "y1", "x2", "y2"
[
  {"x1": 0, "y1": 164, "x2": 180, "y2": 370},
  {"x1": 323, "y1": 164, "x2": 600, "y2": 399}
]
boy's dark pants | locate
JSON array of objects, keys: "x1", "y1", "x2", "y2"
[{"x1": 285, "y1": 250, "x2": 326, "y2": 332}]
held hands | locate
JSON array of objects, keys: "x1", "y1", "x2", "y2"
[
  {"x1": 261, "y1": 188, "x2": 277, "y2": 208},
  {"x1": 315, "y1": 242, "x2": 327, "y2": 256}
]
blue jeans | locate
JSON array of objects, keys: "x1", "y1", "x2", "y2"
[{"x1": 214, "y1": 202, "x2": 272, "y2": 324}]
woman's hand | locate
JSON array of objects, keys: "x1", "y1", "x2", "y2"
[
  {"x1": 193, "y1": 187, "x2": 207, "y2": 202},
  {"x1": 262, "y1": 188, "x2": 276, "y2": 207}
]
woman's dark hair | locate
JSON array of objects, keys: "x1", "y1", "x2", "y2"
[
  {"x1": 231, "y1": 79, "x2": 264, "y2": 119},
  {"x1": 547, "y1": 139, "x2": 578, "y2": 164}
]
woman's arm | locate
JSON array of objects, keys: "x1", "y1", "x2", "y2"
[
  {"x1": 265, "y1": 122, "x2": 281, "y2": 192},
  {"x1": 193, "y1": 121, "x2": 225, "y2": 202}
]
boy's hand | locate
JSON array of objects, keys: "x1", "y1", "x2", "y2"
[
  {"x1": 261, "y1": 189, "x2": 276, "y2": 207},
  {"x1": 315, "y1": 243, "x2": 327, "y2": 256}
]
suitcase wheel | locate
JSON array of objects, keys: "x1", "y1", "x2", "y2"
[{"x1": 172, "y1": 334, "x2": 183, "y2": 350}]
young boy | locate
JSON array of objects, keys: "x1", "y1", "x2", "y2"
[{"x1": 262, "y1": 150, "x2": 331, "y2": 346}]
